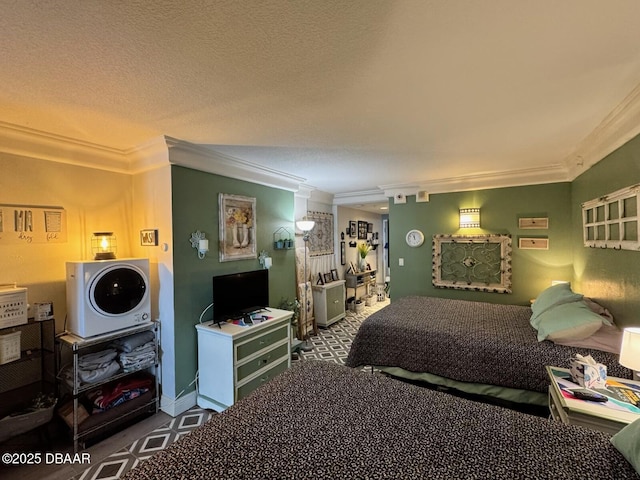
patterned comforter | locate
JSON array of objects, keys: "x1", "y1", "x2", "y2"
[
  {"x1": 124, "y1": 361, "x2": 637, "y2": 479},
  {"x1": 345, "y1": 296, "x2": 631, "y2": 393}
]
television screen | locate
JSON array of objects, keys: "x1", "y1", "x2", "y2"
[{"x1": 212, "y1": 269, "x2": 269, "y2": 323}]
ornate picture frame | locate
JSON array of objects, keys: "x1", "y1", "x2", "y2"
[
  {"x1": 432, "y1": 234, "x2": 512, "y2": 293},
  {"x1": 218, "y1": 193, "x2": 257, "y2": 262}
]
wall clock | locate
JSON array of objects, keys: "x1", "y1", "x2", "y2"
[{"x1": 406, "y1": 229, "x2": 425, "y2": 247}]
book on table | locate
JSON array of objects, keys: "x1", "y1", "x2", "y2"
[{"x1": 549, "y1": 367, "x2": 640, "y2": 417}]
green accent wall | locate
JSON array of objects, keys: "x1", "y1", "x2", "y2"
[
  {"x1": 571, "y1": 135, "x2": 640, "y2": 327},
  {"x1": 390, "y1": 183, "x2": 573, "y2": 305},
  {"x1": 170, "y1": 165, "x2": 296, "y2": 397}
]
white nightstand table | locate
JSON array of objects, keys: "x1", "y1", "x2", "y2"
[{"x1": 547, "y1": 366, "x2": 640, "y2": 435}]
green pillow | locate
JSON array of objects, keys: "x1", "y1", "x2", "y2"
[
  {"x1": 530, "y1": 283, "x2": 583, "y2": 329},
  {"x1": 611, "y1": 417, "x2": 640, "y2": 474},
  {"x1": 536, "y1": 301, "x2": 603, "y2": 342}
]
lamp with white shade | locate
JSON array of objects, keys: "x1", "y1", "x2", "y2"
[{"x1": 620, "y1": 327, "x2": 640, "y2": 380}]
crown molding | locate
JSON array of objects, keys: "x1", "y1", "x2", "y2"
[
  {"x1": 0, "y1": 123, "x2": 307, "y2": 191},
  {"x1": 333, "y1": 189, "x2": 388, "y2": 206},
  {"x1": 0, "y1": 120, "x2": 136, "y2": 172},
  {"x1": 165, "y1": 137, "x2": 306, "y2": 192},
  {"x1": 565, "y1": 82, "x2": 640, "y2": 179}
]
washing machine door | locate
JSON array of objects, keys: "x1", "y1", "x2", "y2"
[{"x1": 89, "y1": 264, "x2": 148, "y2": 316}]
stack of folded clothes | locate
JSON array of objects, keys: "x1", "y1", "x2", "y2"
[
  {"x1": 112, "y1": 330, "x2": 156, "y2": 372},
  {"x1": 61, "y1": 348, "x2": 122, "y2": 386}
]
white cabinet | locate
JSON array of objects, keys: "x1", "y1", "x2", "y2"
[
  {"x1": 312, "y1": 280, "x2": 346, "y2": 328},
  {"x1": 195, "y1": 308, "x2": 292, "y2": 412}
]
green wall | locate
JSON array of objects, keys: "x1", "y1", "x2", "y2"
[
  {"x1": 390, "y1": 183, "x2": 573, "y2": 305},
  {"x1": 170, "y1": 165, "x2": 296, "y2": 397},
  {"x1": 571, "y1": 135, "x2": 640, "y2": 327}
]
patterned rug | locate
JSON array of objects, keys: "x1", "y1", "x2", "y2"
[{"x1": 76, "y1": 298, "x2": 389, "y2": 479}]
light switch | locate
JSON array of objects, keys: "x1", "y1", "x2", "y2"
[{"x1": 399, "y1": 258, "x2": 404, "y2": 266}]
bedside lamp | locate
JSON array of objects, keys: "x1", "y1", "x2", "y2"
[{"x1": 619, "y1": 327, "x2": 640, "y2": 381}]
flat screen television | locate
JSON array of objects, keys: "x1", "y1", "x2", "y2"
[{"x1": 212, "y1": 269, "x2": 269, "y2": 324}]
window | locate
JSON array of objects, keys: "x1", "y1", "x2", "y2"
[{"x1": 582, "y1": 184, "x2": 640, "y2": 250}]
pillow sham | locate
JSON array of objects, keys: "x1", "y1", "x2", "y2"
[
  {"x1": 530, "y1": 283, "x2": 583, "y2": 329},
  {"x1": 536, "y1": 300, "x2": 603, "y2": 342},
  {"x1": 610, "y1": 417, "x2": 640, "y2": 474},
  {"x1": 553, "y1": 322, "x2": 623, "y2": 354},
  {"x1": 583, "y1": 297, "x2": 614, "y2": 326}
]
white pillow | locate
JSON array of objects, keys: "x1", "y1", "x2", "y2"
[{"x1": 553, "y1": 323, "x2": 622, "y2": 354}]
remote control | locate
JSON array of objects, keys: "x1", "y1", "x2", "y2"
[{"x1": 569, "y1": 388, "x2": 609, "y2": 402}]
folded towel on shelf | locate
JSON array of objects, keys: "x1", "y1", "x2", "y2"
[
  {"x1": 119, "y1": 341, "x2": 156, "y2": 371},
  {"x1": 78, "y1": 348, "x2": 118, "y2": 369},
  {"x1": 112, "y1": 331, "x2": 155, "y2": 353},
  {"x1": 78, "y1": 360, "x2": 121, "y2": 384}
]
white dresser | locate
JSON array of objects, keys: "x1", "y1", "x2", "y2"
[{"x1": 195, "y1": 308, "x2": 293, "y2": 412}]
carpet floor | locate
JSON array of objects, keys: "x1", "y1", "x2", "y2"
[{"x1": 71, "y1": 298, "x2": 390, "y2": 479}]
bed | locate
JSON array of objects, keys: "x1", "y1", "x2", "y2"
[
  {"x1": 345, "y1": 294, "x2": 632, "y2": 406},
  {"x1": 123, "y1": 361, "x2": 639, "y2": 479}
]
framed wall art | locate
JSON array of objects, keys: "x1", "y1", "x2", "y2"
[
  {"x1": 357, "y1": 221, "x2": 368, "y2": 239},
  {"x1": 306, "y1": 211, "x2": 334, "y2": 256},
  {"x1": 219, "y1": 193, "x2": 256, "y2": 262},
  {"x1": 349, "y1": 220, "x2": 357, "y2": 238},
  {"x1": 432, "y1": 234, "x2": 512, "y2": 293}
]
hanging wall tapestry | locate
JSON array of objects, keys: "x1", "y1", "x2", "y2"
[
  {"x1": 306, "y1": 211, "x2": 334, "y2": 257},
  {"x1": 432, "y1": 234, "x2": 512, "y2": 293},
  {"x1": 219, "y1": 193, "x2": 257, "y2": 262}
]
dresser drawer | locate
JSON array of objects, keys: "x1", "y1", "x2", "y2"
[
  {"x1": 235, "y1": 324, "x2": 288, "y2": 361},
  {"x1": 236, "y1": 341, "x2": 289, "y2": 383},
  {"x1": 236, "y1": 358, "x2": 289, "y2": 401}
]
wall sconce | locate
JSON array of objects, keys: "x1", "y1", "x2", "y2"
[
  {"x1": 459, "y1": 208, "x2": 481, "y2": 228},
  {"x1": 92, "y1": 232, "x2": 117, "y2": 260},
  {"x1": 620, "y1": 327, "x2": 640, "y2": 380},
  {"x1": 190, "y1": 230, "x2": 209, "y2": 260},
  {"x1": 259, "y1": 250, "x2": 272, "y2": 269}
]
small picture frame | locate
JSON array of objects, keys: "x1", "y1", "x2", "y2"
[
  {"x1": 331, "y1": 268, "x2": 339, "y2": 281},
  {"x1": 140, "y1": 229, "x2": 158, "y2": 246},
  {"x1": 349, "y1": 220, "x2": 357, "y2": 238},
  {"x1": 367, "y1": 222, "x2": 373, "y2": 233},
  {"x1": 323, "y1": 273, "x2": 333, "y2": 284},
  {"x1": 317, "y1": 273, "x2": 325, "y2": 285},
  {"x1": 357, "y1": 221, "x2": 368, "y2": 240}
]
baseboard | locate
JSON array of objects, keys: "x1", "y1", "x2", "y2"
[{"x1": 160, "y1": 390, "x2": 197, "y2": 417}]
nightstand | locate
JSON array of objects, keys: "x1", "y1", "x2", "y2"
[{"x1": 547, "y1": 366, "x2": 640, "y2": 435}]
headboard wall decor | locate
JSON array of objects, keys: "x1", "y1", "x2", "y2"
[{"x1": 432, "y1": 234, "x2": 512, "y2": 293}]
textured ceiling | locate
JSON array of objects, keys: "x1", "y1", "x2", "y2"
[{"x1": 2, "y1": 1, "x2": 640, "y2": 199}]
